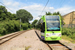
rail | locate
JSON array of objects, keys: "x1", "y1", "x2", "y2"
[
  {"x1": 0, "y1": 30, "x2": 28, "y2": 45},
  {"x1": 35, "y1": 30, "x2": 72, "y2": 50}
]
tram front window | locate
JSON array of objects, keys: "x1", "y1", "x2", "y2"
[{"x1": 46, "y1": 16, "x2": 60, "y2": 31}]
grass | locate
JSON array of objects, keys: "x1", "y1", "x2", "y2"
[
  {"x1": 0, "y1": 34, "x2": 2, "y2": 37},
  {"x1": 62, "y1": 35, "x2": 75, "y2": 43},
  {"x1": 20, "y1": 29, "x2": 23, "y2": 31},
  {"x1": 25, "y1": 46, "x2": 31, "y2": 50},
  {"x1": 25, "y1": 37, "x2": 27, "y2": 38}
]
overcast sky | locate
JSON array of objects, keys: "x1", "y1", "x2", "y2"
[{"x1": 0, "y1": 0, "x2": 75, "y2": 23}]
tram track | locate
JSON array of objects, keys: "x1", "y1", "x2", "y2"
[
  {"x1": 0, "y1": 30, "x2": 28, "y2": 45},
  {"x1": 46, "y1": 41, "x2": 71, "y2": 50},
  {"x1": 35, "y1": 30, "x2": 72, "y2": 50}
]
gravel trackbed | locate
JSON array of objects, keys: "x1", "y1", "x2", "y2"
[{"x1": 0, "y1": 30, "x2": 50, "y2": 50}]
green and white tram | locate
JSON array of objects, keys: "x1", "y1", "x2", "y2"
[{"x1": 39, "y1": 15, "x2": 62, "y2": 41}]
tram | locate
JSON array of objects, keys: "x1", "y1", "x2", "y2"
[{"x1": 36, "y1": 15, "x2": 62, "y2": 41}]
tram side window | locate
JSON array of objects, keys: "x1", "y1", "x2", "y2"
[{"x1": 41, "y1": 22, "x2": 45, "y2": 32}]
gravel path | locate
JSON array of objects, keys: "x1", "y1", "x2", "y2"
[{"x1": 0, "y1": 30, "x2": 50, "y2": 50}]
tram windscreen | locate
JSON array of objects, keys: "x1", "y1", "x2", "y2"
[{"x1": 46, "y1": 16, "x2": 60, "y2": 31}]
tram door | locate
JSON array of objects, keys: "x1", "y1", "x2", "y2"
[
  {"x1": 41, "y1": 22, "x2": 45, "y2": 33},
  {"x1": 40, "y1": 22, "x2": 45, "y2": 40}
]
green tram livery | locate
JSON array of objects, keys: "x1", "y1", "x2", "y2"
[{"x1": 37, "y1": 15, "x2": 62, "y2": 41}]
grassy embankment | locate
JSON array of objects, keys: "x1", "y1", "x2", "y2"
[{"x1": 62, "y1": 28, "x2": 75, "y2": 43}]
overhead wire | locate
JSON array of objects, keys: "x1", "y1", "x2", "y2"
[
  {"x1": 0, "y1": 2, "x2": 14, "y2": 13},
  {"x1": 0, "y1": 2, "x2": 15, "y2": 18},
  {"x1": 51, "y1": 0, "x2": 65, "y2": 14},
  {"x1": 40, "y1": 0, "x2": 49, "y2": 15},
  {"x1": 58, "y1": 0, "x2": 65, "y2": 8},
  {"x1": 38, "y1": 0, "x2": 66, "y2": 17}
]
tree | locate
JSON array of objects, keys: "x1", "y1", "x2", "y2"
[
  {"x1": 53, "y1": 12, "x2": 57, "y2": 15},
  {"x1": 0, "y1": 5, "x2": 7, "y2": 21},
  {"x1": 32, "y1": 20, "x2": 38, "y2": 27},
  {"x1": 16, "y1": 9, "x2": 33, "y2": 23},
  {"x1": 0, "y1": 5, "x2": 17, "y2": 21},
  {"x1": 57, "y1": 11, "x2": 60, "y2": 15},
  {"x1": 0, "y1": 5, "x2": 7, "y2": 13},
  {"x1": 46, "y1": 12, "x2": 51, "y2": 15}
]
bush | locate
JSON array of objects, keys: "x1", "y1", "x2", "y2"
[
  {"x1": 0, "y1": 20, "x2": 20, "y2": 35},
  {"x1": 0, "y1": 20, "x2": 31, "y2": 36},
  {"x1": 22, "y1": 23, "x2": 28, "y2": 30},
  {"x1": 62, "y1": 28, "x2": 75, "y2": 40}
]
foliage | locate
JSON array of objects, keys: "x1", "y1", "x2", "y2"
[
  {"x1": 46, "y1": 12, "x2": 51, "y2": 15},
  {"x1": 0, "y1": 5, "x2": 18, "y2": 21},
  {"x1": 25, "y1": 46, "x2": 31, "y2": 50},
  {"x1": 0, "y1": 20, "x2": 19, "y2": 35},
  {"x1": 32, "y1": 20, "x2": 38, "y2": 27},
  {"x1": 16, "y1": 9, "x2": 33, "y2": 23},
  {"x1": 21, "y1": 23, "x2": 28, "y2": 30},
  {"x1": 62, "y1": 28, "x2": 75, "y2": 40},
  {"x1": 28, "y1": 24, "x2": 32, "y2": 29},
  {"x1": 53, "y1": 12, "x2": 57, "y2": 15},
  {"x1": 0, "y1": 5, "x2": 33, "y2": 36},
  {"x1": 0, "y1": 20, "x2": 31, "y2": 35},
  {"x1": 34, "y1": 20, "x2": 41, "y2": 29},
  {"x1": 46, "y1": 11, "x2": 61, "y2": 15},
  {"x1": 62, "y1": 35, "x2": 75, "y2": 43},
  {"x1": 0, "y1": 5, "x2": 7, "y2": 13},
  {"x1": 35, "y1": 24, "x2": 41, "y2": 29}
]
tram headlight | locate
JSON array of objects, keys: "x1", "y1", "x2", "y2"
[
  {"x1": 58, "y1": 33, "x2": 61, "y2": 37},
  {"x1": 46, "y1": 33, "x2": 50, "y2": 37}
]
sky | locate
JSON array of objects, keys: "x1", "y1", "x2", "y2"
[{"x1": 0, "y1": 0, "x2": 75, "y2": 23}]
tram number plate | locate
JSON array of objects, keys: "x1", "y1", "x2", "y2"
[{"x1": 52, "y1": 33, "x2": 55, "y2": 35}]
